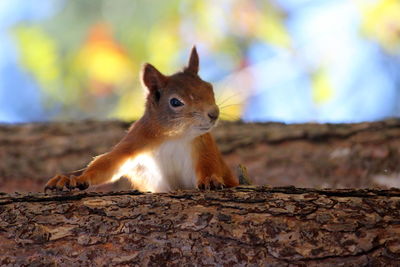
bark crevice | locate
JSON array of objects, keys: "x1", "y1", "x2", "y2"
[{"x1": 1, "y1": 186, "x2": 399, "y2": 266}]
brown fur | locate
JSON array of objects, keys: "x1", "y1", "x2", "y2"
[{"x1": 45, "y1": 47, "x2": 239, "y2": 192}]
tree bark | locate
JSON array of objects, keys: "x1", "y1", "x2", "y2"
[
  {"x1": 2, "y1": 119, "x2": 400, "y2": 193},
  {"x1": 1, "y1": 186, "x2": 399, "y2": 266}
]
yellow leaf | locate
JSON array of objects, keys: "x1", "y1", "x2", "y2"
[
  {"x1": 312, "y1": 69, "x2": 334, "y2": 104},
  {"x1": 360, "y1": 0, "x2": 400, "y2": 52},
  {"x1": 13, "y1": 26, "x2": 60, "y2": 91}
]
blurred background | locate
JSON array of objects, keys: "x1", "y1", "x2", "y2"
[
  {"x1": 2, "y1": 0, "x2": 400, "y2": 193},
  {"x1": 1, "y1": 0, "x2": 400, "y2": 124}
]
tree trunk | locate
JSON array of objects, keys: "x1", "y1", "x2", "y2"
[
  {"x1": 2, "y1": 119, "x2": 400, "y2": 193},
  {"x1": 1, "y1": 186, "x2": 399, "y2": 266}
]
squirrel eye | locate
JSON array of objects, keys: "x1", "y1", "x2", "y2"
[{"x1": 170, "y1": 98, "x2": 184, "y2": 107}]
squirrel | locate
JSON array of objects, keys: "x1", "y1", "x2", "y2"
[{"x1": 44, "y1": 47, "x2": 239, "y2": 193}]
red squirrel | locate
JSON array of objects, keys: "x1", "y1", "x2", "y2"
[{"x1": 45, "y1": 47, "x2": 239, "y2": 193}]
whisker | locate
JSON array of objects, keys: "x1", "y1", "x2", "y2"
[
  {"x1": 219, "y1": 103, "x2": 243, "y2": 110},
  {"x1": 220, "y1": 112, "x2": 241, "y2": 121},
  {"x1": 217, "y1": 92, "x2": 243, "y2": 107},
  {"x1": 214, "y1": 90, "x2": 225, "y2": 104}
]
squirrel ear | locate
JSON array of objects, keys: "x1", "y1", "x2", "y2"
[
  {"x1": 184, "y1": 46, "x2": 199, "y2": 75},
  {"x1": 141, "y1": 63, "x2": 167, "y2": 93}
]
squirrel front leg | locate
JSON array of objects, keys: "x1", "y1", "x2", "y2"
[
  {"x1": 44, "y1": 124, "x2": 153, "y2": 191},
  {"x1": 44, "y1": 149, "x2": 131, "y2": 191},
  {"x1": 194, "y1": 133, "x2": 239, "y2": 190}
]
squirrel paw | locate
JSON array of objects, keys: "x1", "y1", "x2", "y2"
[
  {"x1": 44, "y1": 174, "x2": 89, "y2": 192},
  {"x1": 197, "y1": 174, "x2": 225, "y2": 190}
]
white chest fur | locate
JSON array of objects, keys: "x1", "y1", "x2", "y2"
[{"x1": 116, "y1": 138, "x2": 197, "y2": 192}]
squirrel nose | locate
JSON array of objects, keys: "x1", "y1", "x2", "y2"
[{"x1": 208, "y1": 107, "x2": 220, "y2": 122}]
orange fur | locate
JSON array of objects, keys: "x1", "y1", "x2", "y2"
[
  {"x1": 44, "y1": 46, "x2": 239, "y2": 192},
  {"x1": 193, "y1": 133, "x2": 238, "y2": 189}
]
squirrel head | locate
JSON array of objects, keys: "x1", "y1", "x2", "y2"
[{"x1": 141, "y1": 46, "x2": 219, "y2": 138}]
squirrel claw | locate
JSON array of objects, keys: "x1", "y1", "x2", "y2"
[
  {"x1": 197, "y1": 184, "x2": 206, "y2": 190},
  {"x1": 77, "y1": 182, "x2": 89, "y2": 190},
  {"x1": 44, "y1": 174, "x2": 67, "y2": 192},
  {"x1": 44, "y1": 174, "x2": 89, "y2": 192},
  {"x1": 69, "y1": 175, "x2": 89, "y2": 190},
  {"x1": 197, "y1": 175, "x2": 225, "y2": 191},
  {"x1": 44, "y1": 185, "x2": 55, "y2": 193}
]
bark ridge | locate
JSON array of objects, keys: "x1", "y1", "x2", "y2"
[{"x1": 1, "y1": 186, "x2": 399, "y2": 266}]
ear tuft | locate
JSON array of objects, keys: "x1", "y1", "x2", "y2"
[
  {"x1": 184, "y1": 46, "x2": 199, "y2": 74},
  {"x1": 141, "y1": 63, "x2": 166, "y2": 93}
]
